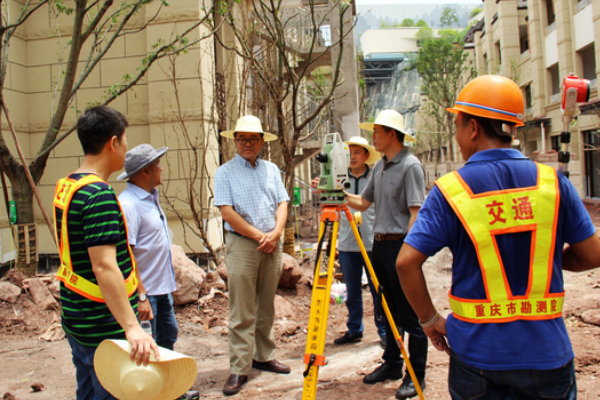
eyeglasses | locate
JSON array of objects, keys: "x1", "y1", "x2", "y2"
[{"x1": 235, "y1": 137, "x2": 261, "y2": 145}]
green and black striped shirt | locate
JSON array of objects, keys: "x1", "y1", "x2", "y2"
[{"x1": 55, "y1": 173, "x2": 138, "y2": 347}]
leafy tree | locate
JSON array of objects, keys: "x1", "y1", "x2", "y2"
[
  {"x1": 401, "y1": 18, "x2": 415, "y2": 27},
  {"x1": 416, "y1": 19, "x2": 428, "y2": 27},
  {"x1": 440, "y1": 6, "x2": 458, "y2": 28},
  {"x1": 470, "y1": 7, "x2": 483, "y2": 18},
  {"x1": 414, "y1": 28, "x2": 476, "y2": 162},
  {"x1": 0, "y1": 0, "x2": 222, "y2": 274}
]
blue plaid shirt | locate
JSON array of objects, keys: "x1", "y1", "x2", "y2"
[{"x1": 215, "y1": 154, "x2": 289, "y2": 233}]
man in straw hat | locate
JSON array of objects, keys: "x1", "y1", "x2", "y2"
[
  {"x1": 396, "y1": 75, "x2": 600, "y2": 399},
  {"x1": 118, "y1": 144, "x2": 200, "y2": 400},
  {"x1": 94, "y1": 339, "x2": 197, "y2": 400},
  {"x1": 214, "y1": 115, "x2": 291, "y2": 395},
  {"x1": 345, "y1": 110, "x2": 428, "y2": 399},
  {"x1": 53, "y1": 106, "x2": 158, "y2": 400},
  {"x1": 330, "y1": 136, "x2": 387, "y2": 347}
]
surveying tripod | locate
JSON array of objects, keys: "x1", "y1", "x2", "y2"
[{"x1": 301, "y1": 199, "x2": 425, "y2": 400}]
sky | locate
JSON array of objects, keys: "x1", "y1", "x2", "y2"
[{"x1": 355, "y1": 0, "x2": 481, "y2": 4}]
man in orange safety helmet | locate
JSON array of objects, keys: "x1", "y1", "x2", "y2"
[{"x1": 396, "y1": 75, "x2": 600, "y2": 399}]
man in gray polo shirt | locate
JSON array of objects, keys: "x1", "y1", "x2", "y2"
[{"x1": 345, "y1": 110, "x2": 427, "y2": 399}]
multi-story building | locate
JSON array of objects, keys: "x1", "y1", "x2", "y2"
[{"x1": 464, "y1": 0, "x2": 599, "y2": 197}]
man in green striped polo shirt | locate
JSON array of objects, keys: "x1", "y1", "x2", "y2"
[{"x1": 54, "y1": 106, "x2": 158, "y2": 400}]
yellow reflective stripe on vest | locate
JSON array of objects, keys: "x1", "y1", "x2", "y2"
[
  {"x1": 53, "y1": 174, "x2": 138, "y2": 303},
  {"x1": 436, "y1": 163, "x2": 562, "y2": 323}
]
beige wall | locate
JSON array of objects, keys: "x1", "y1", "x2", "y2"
[{"x1": 0, "y1": 1, "x2": 224, "y2": 259}]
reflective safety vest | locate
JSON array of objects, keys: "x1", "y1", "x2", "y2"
[
  {"x1": 436, "y1": 163, "x2": 563, "y2": 323},
  {"x1": 53, "y1": 174, "x2": 138, "y2": 302}
]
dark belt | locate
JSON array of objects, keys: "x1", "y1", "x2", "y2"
[
  {"x1": 228, "y1": 230, "x2": 243, "y2": 238},
  {"x1": 374, "y1": 233, "x2": 406, "y2": 241}
]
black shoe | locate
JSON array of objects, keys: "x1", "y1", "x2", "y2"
[
  {"x1": 396, "y1": 377, "x2": 426, "y2": 399},
  {"x1": 363, "y1": 363, "x2": 403, "y2": 384},
  {"x1": 334, "y1": 331, "x2": 363, "y2": 345}
]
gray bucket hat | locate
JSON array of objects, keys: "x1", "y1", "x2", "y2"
[{"x1": 117, "y1": 144, "x2": 168, "y2": 181}]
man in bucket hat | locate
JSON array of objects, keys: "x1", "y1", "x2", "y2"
[
  {"x1": 118, "y1": 144, "x2": 200, "y2": 400},
  {"x1": 214, "y1": 115, "x2": 291, "y2": 395},
  {"x1": 330, "y1": 136, "x2": 387, "y2": 347},
  {"x1": 53, "y1": 106, "x2": 158, "y2": 400},
  {"x1": 345, "y1": 110, "x2": 428, "y2": 399}
]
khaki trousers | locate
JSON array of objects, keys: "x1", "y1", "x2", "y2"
[{"x1": 226, "y1": 233, "x2": 283, "y2": 375}]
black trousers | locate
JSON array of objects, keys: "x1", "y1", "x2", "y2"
[{"x1": 371, "y1": 238, "x2": 428, "y2": 380}]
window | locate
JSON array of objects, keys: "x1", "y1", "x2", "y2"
[
  {"x1": 523, "y1": 84, "x2": 533, "y2": 109},
  {"x1": 551, "y1": 135, "x2": 560, "y2": 151},
  {"x1": 483, "y1": 53, "x2": 488, "y2": 73},
  {"x1": 495, "y1": 41, "x2": 502, "y2": 65},
  {"x1": 546, "y1": 0, "x2": 555, "y2": 25},
  {"x1": 578, "y1": 44, "x2": 597, "y2": 81},
  {"x1": 519, "y1": 24, "x2": 529, "y2": 53},
  {"x1": 548, "y1": 63, "x2": 560, "y2": 95}
]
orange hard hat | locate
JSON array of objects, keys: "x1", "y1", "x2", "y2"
[{"x1": 447, "y1": 75, "x2": 525, "y2": 126}]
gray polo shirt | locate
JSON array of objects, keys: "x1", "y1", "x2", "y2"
[
  {"x1": 338, "y1": 166, "x2": 375, "y2": 252},
  {"x1": 361, "y1": 148, "x2": 425, "y2": 236}
]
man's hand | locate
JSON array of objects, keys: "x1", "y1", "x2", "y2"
[
  {"x1": 424, "y1": 316, "x2": 449, "y2": 355},
  {"x1": 137, "y1": 299, "x2": 153, "y2": 321},
  {"x1": 126, "y1": 324, "x2": 160, "y2": 366},
  {"x1": 257, "y1": 231, "x2": 281, "y2": 253}
]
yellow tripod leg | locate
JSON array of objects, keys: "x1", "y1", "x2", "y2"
[
  {"x1": 347, "y1": 216, "x2": 426, "y2": 400},
  {"x1": 302, "y1": 220, "x2": 339, "y2": 400}
]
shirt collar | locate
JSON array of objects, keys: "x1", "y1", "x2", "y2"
[
  {"x1": 126, "y1": 182, "x2": 156, "y2": 200},
  {"x1": 382, "y1": 147, "x2": 409, "y2": 164},
  {"x1": 348, "y1": 165, "x2": 370, "y2": 179},
  {"x1": 465, "y1": 148, "x2": 527, "y2": 165},
  {"x1": 234, "y1": 153, "x2": 261, "y2": 167}
]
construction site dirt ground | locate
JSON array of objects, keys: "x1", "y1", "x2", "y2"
[{"x1": 3, "y1": 209, "x2": 600, "y2": 399}]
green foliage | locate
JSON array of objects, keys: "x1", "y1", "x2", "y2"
[
  {"x1": 401, "y1": 18, "x2": 415, "y2": 27},
  {"x1": 50, "y1": 0, "x2": 74, "y2": 15},
  {"x1": 416, "y1": 19, "x2": 428, "y2": 27},
  {"x1": 440, "y1": 6, "x2": 458, "y2": 28},
  {"x1": 414, "y1": 27, "x2": 476, "y2": 161},
  {"x1": 470, "y1": 7, "x2": 483, "y2": 19},
  {"x1": 380, "y1": 20, "x2": 400, "y2": 28}
]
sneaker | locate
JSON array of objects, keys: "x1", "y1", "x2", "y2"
[
  {"x1": 363, "y1": 363, "x2": 403, "y2": 384},
  {"x1": 396, "y1": 376, "x2": 426, "y2": 399},
  {"x1": 177, "y1": 390, "x2": 200, "y2": 399},
  {"x1": 333, "y1": 331, "x2": 363, "y2": 345}
]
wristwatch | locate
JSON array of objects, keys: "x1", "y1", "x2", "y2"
[{"x1": 139, "y1": 292, "x2": 148, "y2": 302}]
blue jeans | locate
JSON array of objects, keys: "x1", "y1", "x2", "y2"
[
  {"x1": 339, "y1": 251, "x2": 386, "y2": 337},
  {"x1": 449, "y1": 351, "x2": 577, "y2": 400},
  {"x1": 66, "y1": 334, "x2": 118, "y2": 400},
  {"x1": 149, "y1": 293, "x2": 179, "y2": 350}
]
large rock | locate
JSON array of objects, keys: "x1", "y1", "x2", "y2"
[
  {"x1": 274, "y1": 294, "x2": 296, "y2": 319},
  {"x1": 28, "y1": 278, "x2": 59, "y2": 310},
  {"x1": 216, "y1": 264, "x2": 227, "y2": 282},
  {"x1": 582, "y1": 309, "x2": 600, "y2": 326},
  {"x1": 6, "y1": 270, "x2": 25, "y2": 287},
  {"x1": 279, "y1": 253, "x2": 302, "y2": 288},
  {"x1": 48, "y1": 279, "x2": 61, "y2": 300},
  {"x1": 171, "y1": 245, "x2": 207, "y2": 306},
  {"x1": 0, "y1": 282, "x2": 21, "y2": 303}
]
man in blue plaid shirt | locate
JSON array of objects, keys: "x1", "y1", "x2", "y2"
[{"x1": 215, "y1": 115, "x2": 290, "y2": 396}]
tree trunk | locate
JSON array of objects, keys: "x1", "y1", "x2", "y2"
[{"x1": 11, "y1": 172, "x2": 38, "y2": 276}]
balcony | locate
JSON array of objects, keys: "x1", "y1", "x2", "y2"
[
  {"x1": 545, "y1": 21, "x2": 556, "y2": 36},
  {"x1": 549, "y1": 93, "x2": 561, "y2": 104},
  {"x1": 575, "y1": 0, "x2": 592, "y2": 14}
]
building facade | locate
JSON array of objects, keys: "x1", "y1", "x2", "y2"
[{"x1": 465, "y1": 0, "x2": 599, "y2": 197}]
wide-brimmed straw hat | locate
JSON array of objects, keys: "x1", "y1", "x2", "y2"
[
  {"x1": 358, "y1": 110, "x2": 416, "y2": 143},
  {"x1": 117, "y1": 144, "x2": 168, "y2": 181},
  {"x1": 94, "y1": 340, "x2": 197, "y2": 400},
  {"x1": 344, "y1": 136, "x2": 381, "y2": 165},
  {"x1": 220, "y1": 115, "x2": 278, "y2": 142}
]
